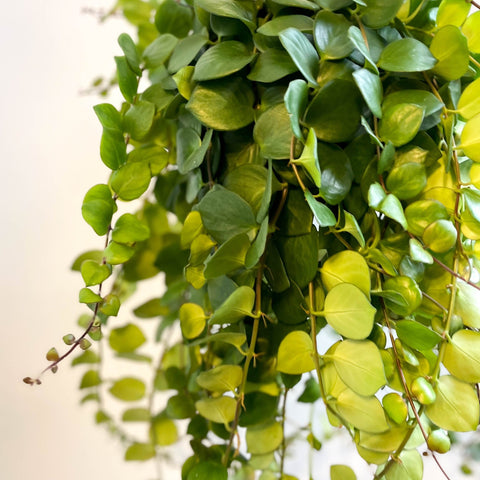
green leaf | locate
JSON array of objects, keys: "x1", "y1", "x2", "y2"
[
  {"x1": 197, "y1": 187, "x2": 256, "y2": 243},
  {"x1": 462, "y1": 11, "x2": 480, "y2": 54},
  {"x1": 195, "y1": 396, "x2": 237, "y2": 424},
  {"x1": 187, "y1": 77, "x2": 254, "y2": 131},
  {"x1": 317, "y1": 0, "x2": 352, "y2": 9},
  {"x1": 396, "y1": 319, "x2": 441, "y2": 351},
  {"x1": 314, "y1": 11, "x2": 353, "y2": 60},
  {"x1": 305, "y1": 80, "x2": 361, "y2": 143},
  {"x1": 124, "y1": 101, "x2": 155, "y2": 140},
  {"x1": 81, "y1": 184, "x2": 115, "y2": 236},
  {"x1": 254, "y1": 103, "x2": 294, "y2": 159},
  {"x1": 368, "y1": 185, "x2": 408, "y2": 230},
  {"x1": 72, "y1": 350, "x2": 100, "y2": 366},
  {"x1": 332, "y1": 340, "x2": 386, "y2": 396},
  {"x1": 100, "y1": 129, "x2": 127, "y2": 170},
  {"x1": 322, "y1": 284, "x2": 376, "y2": 339},
  {"x1": 305, "y1": 191, "x2": 336, "y2": 227},
  {"x1": 352, "y1": 68, "x2": 382, "y2": 118},
  {"x1": 187, "y1": 462, "x2": 228, "y2": 480},
  {"x1": 382, "y1": 276, "x2": 422, "y2": 316},
  {"x1": 193, "y1": 41, "x2": 255, "y2": 81},
  {"x1": 273, "y1": 0, "x2": 319, "y2": 9},
  {"x1": 179, "y1": 303, "x2": 206, "y2": 339},
  {"x1": 426, "y1": 376, "x2": 479, "y2": 431},
  {"x1": 279, "y1": 28, "x2": 319, "y2": 86},
  {"x1": 331, "y1": 465, "x2": 356, "y2": 480},
  {"x1": 460, "y1": 113, "x2": 480, "y2": 163},
  {"x1": 277, "y1": 331, "x2": 316, "y2": 374},
  {"x1": 109, "y1": 377, "x2": 146, "y2": 402},
  {"x1": 195, "y1": 0, "x2": 256, "y2": 31},
  {"x1": 196, "y1": 365, "x2": 243, "y2": 393},
  {"x1": 112, "y1": 213, "x2": 150, "y2": 244},
  {"x1": 285, "y1": 79, "x2": 309, "y2": 140},
  {"x1": 405, "y1": 199, "x2": 449, "y2": 236},
  {"x1": 321, "y1": 251, "x2": 371, "y2": 297},
  {"x1": 110, "y1": 160, "x2": 151, "y2": 201},
  {"x1": 293, "y1": 128, "x2": 321, "y2": 187},
  {"x1": 109, "y1": 323, "x2": 146, "y2": 353},
  {"x1": 80, "y1": 260, "x2": 111, "y2": 286},
  {"x1": 422, "y1": 219, "x2": 457, "y2": 253},
  {"x1": 166, "y1": 394, "x2": 196, "y2": 419},
  {"x1": 317, "y1": 142, "x2": 354, "y2": 204},
  {"x1": 409, "y1": 238, "x2": 433, "y2": 265},
  {"x1": 444, "y1": 330, "x2": 480, "y2": 383},
  {"x1": 336, "y1": 388, "x2": 389, "y2": 433},
  {"x1": 258, "y1": 15, "x2": 314, "y2": 36},
  {"x1": 125, "y1": 443, "x2": 155, "y2": 462},
  {"x1": 337, "y1": 210, "x2": 366, "y2": 247},
  {"x1": 382, "y1": 90, "x2": 443, "y2": 120},
  {"x1": 104, "y1": 241, "x2": 135, "y2": 265},
  {"x1": 168, "y1": 33, "x2": 208, "y2": 73},
  {"x1": 359, "y1": 0, "x2": 404, "y2": 29},
  {"x1": 377, "y1": 38, "x2": 437, "y2": 72},
  {"x1": 122, "y1": 408, "x2": 150, "y2": 422},
  {"x1": 79, "y1": 287, "x2": 102, "y2": 304},
  {"x1": 386, "y1": 163, "x2": 427, "y2": 200},
  {"x1": 437, "y1": 0, "x2": 470, "y2": 28},
  {"x1": 143, "y1": 34, "x2": 178, "y2": 69},
  {"x1": 118, "y1": 33, "x2": 141, "y2": 75},
  {"x1": 177, "y1": 128, "x2": 213, "y2": 174},
  {"x1": 347, "y1": 26, "x2": 379, "y2": 73},
  {"x1": 141, "y1": 84, "x2": 175, "y2": 110},
  {"x1": 209, "y1": 286, "x2": 255, "y2": 325},
  {"x1": 151, "y1": 415, "x2": 178, "y2": 445},
  {"x1": 245, "y1": 216, "x2": 269, "y2": 268},
  {"x1": 80, "y1": 370, "x2": 101, "y2": 389},
  {"x1": 457, "y1": 78, "x2": 480, "y2": 120},
  {"x1": 385, "y1": 450, "x2": 423, "y2": 480},
  {"x1": 247, "y1": 49, "x2": 297, "y2": 83},
  {"x1": 154, "y1": 0, "x2": 193, "y2": 37},
  {"x1": 246, "y1": 421, "x2": 283, "y2": 455},
  {"x1": 93, "y1": 103, "x2": 123, "y2": 132},
  {"x1": 115, "y1": 56, "x2": 138, "y2": 103},
  {"x1": 379, "y1": 103, "x2": 425, "y2": 147},
  {"x1": 430, "y1": 25, "x2": 469, "y2": 81}
]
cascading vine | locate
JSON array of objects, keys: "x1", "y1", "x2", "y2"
[{"x1": 26, "y1": 0, "x2": 480, "y2": 479}]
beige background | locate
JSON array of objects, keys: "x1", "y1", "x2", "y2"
[{"x1": 0, "y1": 1, "x2": 477, "y2": 479}]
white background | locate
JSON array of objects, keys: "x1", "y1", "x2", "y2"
[{"x1": 0, "y1": 1, "x2": 478, "y2": 479}]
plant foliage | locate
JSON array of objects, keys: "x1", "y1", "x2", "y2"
[{"x1": 26, "y1": 0, "x2": 480, "y2": 478}]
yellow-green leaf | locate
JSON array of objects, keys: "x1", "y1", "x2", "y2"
[{"x1": 277, "y1": 330, "x2": 316, "y2": 374}]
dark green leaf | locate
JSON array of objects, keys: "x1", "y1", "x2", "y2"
[
  {"x1": 377, "y1": 38, "x2": 437, "y2": 72},
  {"x1": 155, "y1": 0, "x2": 193, "y2": 37},
  {"x1": 187, "y1": 78, "x2": 254, "y2": 131},
  {"x1": 314, "y1": 11, "x2": 353, "y2": 60},
  {"x1": 177, "y1": 128, "x2": 213, "y2": 174},
  {"x1": 285, "y1": 79, "x2": 309, "y2": 140},
  {"x1": 258, "y1": 15, "x2": 314, "y2": 36},
  {"x1": 247, "y1": 49, "x2": 297, "y2": 83},
  {"x1": 143, "y1": 34, "x2": 178, "y2": 69},
  {"x1": 118, "y1": 33, "x2": 141, "y2": 75},
  {"x1": 352, "y1": 68, "x2": 382, "y2": 118},
  {"x1": 168, "y1": 34, "x2": 208, "y2": 74},
  {"x1": 279, "y1": 28, "x2": 319, "y2": 86},
  {"x1": 359, "y1": 0, "x2": 404, "y2": 29},
  {"x1": 305, "y1": 190, "x2": 336, "y2": 227},
  {"x1": 195, "y1": 0, "x2": 256, "y2": 30}
]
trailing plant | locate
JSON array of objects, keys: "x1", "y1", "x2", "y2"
[{"x1": 25, "y1": 0, "x2": 480, "y2": 478}]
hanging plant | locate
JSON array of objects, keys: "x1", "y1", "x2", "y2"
[{"x1": 26, "y1": 0, "x2": 480, "y2": 479}]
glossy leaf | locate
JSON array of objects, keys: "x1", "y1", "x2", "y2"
[
  {"x1": 209, "y1": 286, "x2": 255, "y2": 325},
  {"x1": 292, "y1": 128, "x2": 321, "y2": 187},
  {"x1": 104, "y1": 241, "x2": 135, "y2": 265},
  {"x1": 314, "y1": 11, "x2": 353, "y2": 60},
  {"x1": 457, "y1": 78, "x2": 480, "y2": 120},
  {"x1": 461, "y1": 113, "x2": 480, "y2": 162},
  {"x1": 247, "y1": 49, "x2": 297, "y2": 83},
  {"x1": 258, "y1": 15, "x2": 314, "y2": 36},
  {"x1": 437, "y1": 0, "x2": 470, "y2": 28},
  {"x1": 112, "y1": 213, "x2": 150, "y2": 244},
  {"x1": 193, "y1": 41, "x2": 255, "y2": 81},
  {"x1": 80, "y1": 260, "x2": 111, "y2": 286},
  {"x1": 426, "y1": 376, "x2": 479, "y2": 431},
  {"x1": 359, "y1": 0, "x2": 404, "y2": 29},
  {"x1": 377, "y1": 38, "x2": 437, "y2": 72},
  {"x1": 110, "y1": 161, "x2": 151, "y2": 201},
  {"x1": 336, "y1": 388, "x2": 389, "y2": 433},
  {"x1": 168, "y1": 34, "x2": 208, "y2": 73},
  {"x1": 305, "y1": 80, "x2": 361, "y2": 143},
  {"x1": 196, "y1": 365, "x2": 243, "y2": 393},
  {"x1": 461, "y1": 11, "x2": 480, "y2": 53},
  {"x1": 430, "y1": 26, "x2": 469, "y2": 81},
  {"x1": 444, "y1": 330, "x2": 480, "y2": 382},
  {"x1": 143, "y1": 34, "x2": 178, "y2": 69},
  {"x1": 279, "y1": 28, "x2": 319, "y2": 85},
  {"x1": 321, "y1": 250, "x2": 371, "y2": 297},
  {"x1": 396, "y1": 320, "x2": 440, "y2": 351},
  {"x1": 197, "y1": 187, "x2": 256, "y2": 243},
  {"x1": 277, "y1": 331, "x2": 316, "y2": 374},
  {"x1": 379, "y1": 103, "x2": 425, "y2": 147},
  {"x1": 179, "y1": 303, "x2": 206, "y2": 339},
  {"x1": 195, "y1": 0, "x2": 256, "y2": 30},
  {"x1": 187, "y1": 78, "x2": 255, "y2": 131},
  {"x1": 385, "y1": 450, "x2": 423, "y2": 480},
  {"x1": 285, "y1": 79, "x2": 309, "y2": 140},
  {"x1": 195, "y1": 396, "x2": 237, "y2": 424},
  {"x1": 332, "y1": 340, "x2": 386, "y2": 396},
  {"x1": 322, "y1": 284, "x2": 376, "y2": 339},
  {"x1": 154, "y1": 0, "x2": 193, "y2": 37},
  {"x1": 204, "y1": 234, "x2": 250, "y2": 278},
  {"x1": 352, "y1": 68, "x2": 382, "y2": 119},
  {"x1": 178, "y1": 129, "x2": 213, "y2": 175},
  {"x1": 305, "y1": 191, "x2": 336, "y2": 227}
]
